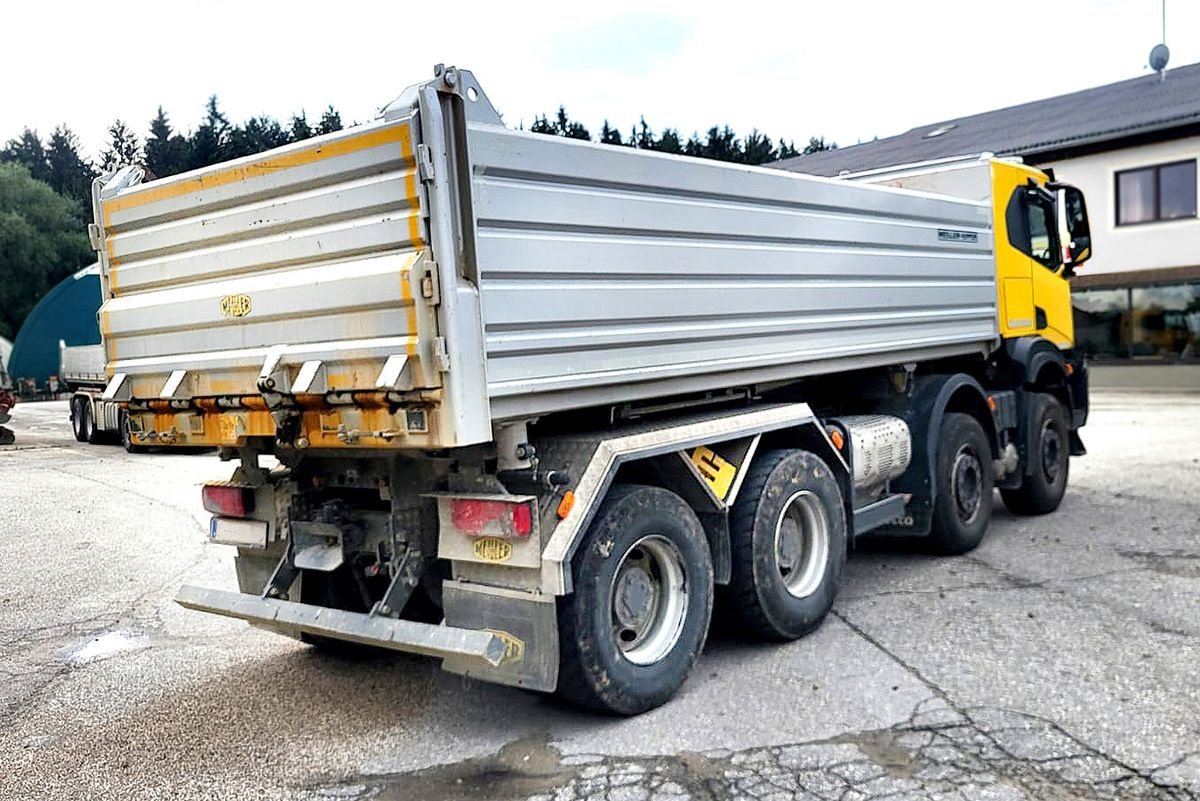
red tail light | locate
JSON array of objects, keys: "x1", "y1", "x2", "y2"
[
  {"x1": 202, "y1": 483, "x2": 255, "y2": 517},
  {"x1": 450, "y1": 498, "x2": 534, "y2": 538}
]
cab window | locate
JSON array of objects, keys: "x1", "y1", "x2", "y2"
[{"x1": 1006, "y1": 188, "x2": 1059, "y2": 270}]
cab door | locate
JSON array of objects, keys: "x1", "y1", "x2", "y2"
[
  {"x1": 995, "y1": 170, "x2": 1072, "y2": 347},
  {"x1": 1021, "y1": 190, "x2": 1074, "y2": 347}
]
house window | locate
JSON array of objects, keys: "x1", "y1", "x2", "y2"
[
  {"x1": 1072, "y1": 282, "x2": 1200, "y2": 360},
  {"x1": 1115, "y1": 160, "x2": 1197, "y2": 225}
]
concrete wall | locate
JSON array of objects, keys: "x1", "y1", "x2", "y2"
[{"x1": 1046, "y1": 136, "x2": 1200, "y2": 277}]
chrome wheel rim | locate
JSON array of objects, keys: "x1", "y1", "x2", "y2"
[
  {"x1": 951, "y1": 445, "x2": 983, "y2": 524},
  {"x1": 774, "y1": 490, "x2": 830, "y2": 599},
  {"x1": 611, "y1": 534, "x2": 688, "y2": 665}
]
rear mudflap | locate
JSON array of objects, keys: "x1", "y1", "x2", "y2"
[{"x1": 441, "y1": 581, "x2": 559, "y2": 692}]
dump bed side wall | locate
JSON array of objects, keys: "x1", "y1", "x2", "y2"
[{"x1": 467, "y1": 126, "x2": 999, "y2": 419}]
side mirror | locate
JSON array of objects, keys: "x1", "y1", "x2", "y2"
[{"x1": 1055, "y1": 185, "x2": 1092, "y2": 269}]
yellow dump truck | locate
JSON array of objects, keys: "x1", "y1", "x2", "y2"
[{"x1": 89, "y1": 66, "x2": 1092, "y2": 714}]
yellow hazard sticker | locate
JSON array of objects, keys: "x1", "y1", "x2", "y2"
[
  {"x1": 220, "y1": 293, "x2": 252, "y2": 318},
  {"x1": 473, "y1": 537, "x2": 513, "y2": 562},
  {"x1": 484, "y1": 629, "x2": 526, "y2": 665},
  {"x1": 691, "y1": 446, "x2": 737, "y2": 501}
]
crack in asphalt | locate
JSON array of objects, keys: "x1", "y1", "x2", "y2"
[{"x1": 307, "y1": 702, "x2": 1198, "y2": 801}]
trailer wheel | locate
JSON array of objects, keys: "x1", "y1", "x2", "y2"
[
  {"x1": 119, "y1": 411, "x2": 147, "y2": 454},
  {"x1": 70, "y1": 398, "x2": 87, "y2": 442},
  {"x1": 1001, "y1": 393, "x2": 1070, "y2": 516},
  {"x1": 928, "y1": 413, "x2": 993, "y2": 555},
  {"x1": 76, "y1": 400, "x2": 98, "y2": 445},
  {"x1": 724, "y1": 449, "x2": 846, "y2": 641},
  {"x1": 556, "y1": 484, "x2": 713, "y2": 715}
]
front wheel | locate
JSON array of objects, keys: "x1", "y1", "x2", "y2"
[
  {"x1": 556, "y1": 484, "x2": 713, "y2": 715},
  {"x1": 1001, "y1": 393, "x2": 1070, "y2": 515},
  {"x1": 928, "y1": 413, "x2": 994, "y2": 555}
]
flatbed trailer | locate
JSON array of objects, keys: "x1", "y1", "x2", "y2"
[{"x1": 90, "y1": 67, "x2": 1094, "y2": 714}]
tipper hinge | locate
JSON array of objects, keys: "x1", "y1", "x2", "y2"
[
  {"x1": 417, "y1": 144, "x2": 435, "y2": 184},
  {"x1": 421, "y1": 267, "x2": 440, "y2": 304},
  {"x1": 433, "y1": 337, "x2": 450, "y2": 372}
]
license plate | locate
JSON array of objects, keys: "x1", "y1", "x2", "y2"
[{"x1": 209, "y1": 517, "x2": 268, "y2": 548}]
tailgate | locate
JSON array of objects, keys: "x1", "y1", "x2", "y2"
[{"x1": 94, "y1": 115, "x2": 447, "y2": 449}]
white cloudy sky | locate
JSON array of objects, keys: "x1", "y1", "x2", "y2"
[{"x1": 3, "y1": 0, "x2": 1197, "y2": 161}]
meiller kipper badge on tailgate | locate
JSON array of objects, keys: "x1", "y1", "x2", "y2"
[
  {"x1": 473, "y1": 537, "x2": 513, "y2": 562},
  {"x1": 220, "y1": 294, "x2": 252, "y2": 318}
]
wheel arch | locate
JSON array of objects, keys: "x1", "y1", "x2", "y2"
[
  {"x1": 884, "y1": 373, "x2": 997, "y2": 537},
  {"x1": 1005, "y1": 336, "x2": 1074, "y2": 419},
  {"x1": 536, "y1": 404, "x2": 848, "y2": 596}
]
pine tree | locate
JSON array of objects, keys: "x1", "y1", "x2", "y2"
[
  {"x1": 802, "y1": 136, "x2": 836, "y2": 155},
  {"x1": 0, "y1": 129, "x2": 50, "y2": 183},
  {"x1": 633, "y1": 118, "x2": 655, "y2": 150},
  {"x1": 599, "y1": 121, "x2": 623, "y2": 145},
  {"x1": 45, "y1": 126, "x2": 96, "y2": 209},
  {"x1": 316, "y1": 106, "x2": 343, "y2": 135},
  {"x1": 227, "y1": 116, "x2": 290, "y2": 159},
  {"x1": 289, "y1": 112, "x2": 313, "y2": 142},
  {"x1": 654, "y1": 129, "x2": 684, "y2": 154},
  {"x1": 742, "y1": 130, "x2": 775, "y2": 165},
  {"x1": 143, "y1": 107, "x2": 192, "y2": 179},
  {"x1": 99, "y1": 120, "x2": 141, "y2": 171},
  {"x1": 188, "y1": 96, "x2": 230, "y2": 169},
  {"x1": 776, "y1": 140, "x2": 800, "y2": 160}
]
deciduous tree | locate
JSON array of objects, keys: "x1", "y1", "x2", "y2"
[{"x1": 0, "y1": 164, "x2": 92, "y2": 340}]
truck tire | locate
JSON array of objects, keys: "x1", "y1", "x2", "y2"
[
  {"x1": 84, "y1": 401, "x2": 105, "y2": 445},
  {"x1": 724, "y1": 449, "x2": 846, "y2": 641},
  {"x1": 928, "y1": 413, "x2": 993, "y2": 555},
  {"x1": 71, "y1": 397, "x2": 87, "y2": 442},
  {"x1": 556, "y1": 484, "x2": 713, "y2": 715},
  {"x1": 1001, "y1": 393, "x2": 1070, "y2": 516},
  {"x1": 77, "y1": 401, "x2": 98, "y2": 445},
  {"x1": 119, "y1": 410, "x2": 148, "y2": 453}
]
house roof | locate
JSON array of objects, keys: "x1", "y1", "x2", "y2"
[{"x1": 776, "y1": 61, "x2": 1200, "y2": 177}]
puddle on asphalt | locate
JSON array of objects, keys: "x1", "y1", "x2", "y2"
[{"x1": 61, "y1": 629, "x2": 149, "y2": 665}]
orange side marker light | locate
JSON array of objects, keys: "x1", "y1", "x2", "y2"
[{"x1": 556, "y1": 490, "x2": 576, "y2": 520}]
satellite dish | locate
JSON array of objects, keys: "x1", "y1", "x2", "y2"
[{"x1": 1150, "y1": 43, "x2": 1170, "y2": 72}]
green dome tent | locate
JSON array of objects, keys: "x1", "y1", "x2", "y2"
[{"x1": 9, "y1": 263, "x2": 102, "y2": 392}]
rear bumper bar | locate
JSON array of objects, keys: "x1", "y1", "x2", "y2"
[{"x1": 175, "y1": 585, "x2": 506, "y2": 666}]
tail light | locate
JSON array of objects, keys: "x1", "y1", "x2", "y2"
[
  {"x1": 202, "y1": 483, "x2": 255, "y2": 517},
  {"x1": 448, "y1": 497, "x2": 534, "y2": 538}
]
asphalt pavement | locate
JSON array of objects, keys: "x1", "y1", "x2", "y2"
[{"x1": 0, "y1": 394, "x2": 1197, "y2": 801}]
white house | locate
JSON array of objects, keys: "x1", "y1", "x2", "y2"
[{"x1": 775, "y1": 62, "x2": 1200, "y2": 386}]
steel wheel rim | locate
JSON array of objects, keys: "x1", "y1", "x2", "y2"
[
  {"x1": 610, "y1": 534, "x2": 689, "y2": 665},
  {"x1": 1040, "y1": 419, "x2": 1062, "y2": 483},
  {"x1": 951, "y1": 444, "x2": 983, "y2": 524},
  {"x1": 773, "y1": 490, "x2": 830, "y2": 599}
]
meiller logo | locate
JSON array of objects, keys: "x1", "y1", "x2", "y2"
[{"x1": 220, "y1": 294, "x2": 252, "y2": 318}]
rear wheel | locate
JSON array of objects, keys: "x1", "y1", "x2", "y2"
[
  {"x1": 78, "y1": 401, "x2": 100, "y2": 445},
  {"x1": 119, "y1": 410, "x2": 147, "y2": 453},
  {"x1": 928, "y1": 413, "x2": 993, "y2": 555},
  {"x1": 1001, "y1": 393, "x2": 1070, "y2": 515},
  {"x1": 71, "y1": 398, "x2": 87, "y2": 442},
  {"x1": 724, "y1": 449, "x2": 846, "y2": 641},
  {"x1": 556, "y1": 484, "x2": 713, "y2": 715}
]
